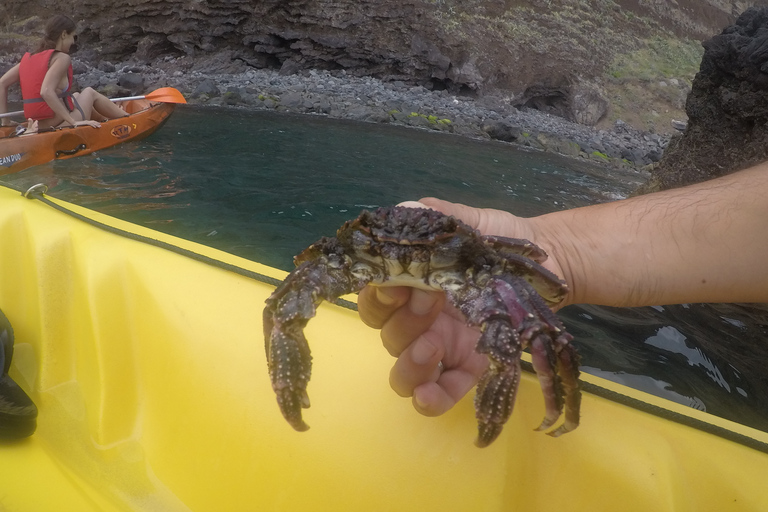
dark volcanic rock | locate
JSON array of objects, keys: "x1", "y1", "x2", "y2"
[
  {"x1": 482, "y1": 120, "x2": 522, "y2": 142},
  {"x1": 644, "y1": 7, "x2": 768, "y2": 192},
  {"x1": 513, "y1": 80, "x2": 609, "y2": 127},
  {"x1": 192, "y1": 78, "x2": 220, "y2": 98},
  {"x1": 0, "y1": 0, "x2": 747, "y2": 118},
  {"x1": 117, "y1": 72, "x2": 144, "y2": 92}
]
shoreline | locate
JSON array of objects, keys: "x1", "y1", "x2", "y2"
[{"x1": 4, "y1": 54, "x2": 667, "y2": 177}]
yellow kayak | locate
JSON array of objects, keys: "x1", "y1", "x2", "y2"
[{"x1": 0, "y1": 182, "x2": 766, "y2": 511}]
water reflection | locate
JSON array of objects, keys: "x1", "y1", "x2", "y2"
[{"x1": 561, "y1": 302, "x2": 768, "y2": 431}]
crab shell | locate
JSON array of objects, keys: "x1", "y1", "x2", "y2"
[{"x1": 264, "y1": 206, "x2": 581, "y2": 447}]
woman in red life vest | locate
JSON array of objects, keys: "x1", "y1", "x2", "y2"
[{"x1": 0, "y1": 15, "x2": 128, "y2": 130}]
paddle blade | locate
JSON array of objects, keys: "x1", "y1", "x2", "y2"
[{"x1": 144, "y1": 87, "x2": 187, "y2": 104}]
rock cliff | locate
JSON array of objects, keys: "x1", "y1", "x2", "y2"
[
  {"x1": 1, "y1": 0, "x2": 759, "y2": 128},
  {"x1": 643, "y1": 6, "x2": 768, "y2": 191}
]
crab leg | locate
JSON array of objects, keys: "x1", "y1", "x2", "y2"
[
  {"x1": 454, "y1": 278, "x2": 529, "y2": 447},
  {"x1": 530, "y1": 333, "x2": 565, "y2": 432},
  {"x1": 481, "y1": 235, "x2": 550, "y2": 263},
  {"x1": 263, "y1": 307, "x2": 313, "y2": 431},
  {"x1": 548, "y1": 341, "x2": 581, "y2": 437},
  {"x1": 473, "y1": 318, "x2": 523, "y2": 447},
  {"x1": 474, "y1": 362, "x2": 521, "y2": 447},
  {"x1": 264, "y1": 256, "x2": 372, "y2": 431}
]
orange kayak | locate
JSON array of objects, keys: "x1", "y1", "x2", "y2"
[{"x1": 0, "y1": 100, "x2": 175, "y2": 174}]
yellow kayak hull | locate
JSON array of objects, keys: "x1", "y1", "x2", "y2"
[{"x1": 0, "y1": 183, "x2": 766, "y2": 511}]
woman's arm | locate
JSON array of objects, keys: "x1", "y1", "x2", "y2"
[
  {"x1": 39, "y1": 53, "x2": 78, "y2": 126},
  {"x1": 0, "y1": 64, "x2": 20, "y2": 126}
]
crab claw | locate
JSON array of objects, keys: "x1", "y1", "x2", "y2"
[
  {"x1": 263, "y1": 305, "x2": 313, "y2": 431},
  {"x1": 264, "y1": 248, "x2": 372, "y2": 432},
  {"x1": 263, "y1": 263, "x2": 321, "y2": 432}
]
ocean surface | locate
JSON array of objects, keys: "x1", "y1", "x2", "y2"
[{"x1": 3, "y1": 105, "x2": 767, "y2": 433}]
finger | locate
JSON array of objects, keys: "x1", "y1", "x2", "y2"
[
  {"x1": 389, "y1": 335, "x2": 444, "y2": 397},
  {"x1": 412, "y1": 369, "x2": 481, "y2": 417},
  {"x1": 358, "y1": 286, "x2": 411, "y2": 329},
  {"x1": 381, "y1": 289, "x2": 444, "y2": 357}
]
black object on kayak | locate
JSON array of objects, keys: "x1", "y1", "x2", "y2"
[{"x1": 0, "y1": 308, "x2": 37, "y2": 439}]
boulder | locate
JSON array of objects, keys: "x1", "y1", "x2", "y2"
[
  {"x1": 514, "y1": 79, "x2": 608, "y2": 126},
  {"x1": 117, "y1": 72, "x2": 145, "y2": 92},
  {"x1": 279, "y1": 91, "x2": 304, "y2": 109},
  {"x1": 569, "y1": 81, "x2": 608, "y2": 126},
  {"x1": 481, "y1": 120, "x2": 522, "y2": 142},
  {"x1": 644, "y1": 7, "x2": 768, "y2": 192},
  {"x1": 192, "y1": 78, "x2": 220, "y2": 98}
]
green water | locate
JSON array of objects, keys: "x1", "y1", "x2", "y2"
[
  {"x1": 6, "y1": 107, "x2": 640, "y2": 269},
  {"x1": 4, "y1": 106, "x2": 766, "y2": 433}
]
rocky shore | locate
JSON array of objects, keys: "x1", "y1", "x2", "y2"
[
  {"x1": 89, "y1": 62, "x2": 670, "y2": 172},
  {"x1": 1, "y1": 51, "x2": 669, "y2": 174}
]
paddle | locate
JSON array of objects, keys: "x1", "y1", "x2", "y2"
[
  {"x1": 111, "y1": 87, "x2": 187, "y2": 104},
  {"x1": 0, "y1": 87, "x2": 187, "y2": 119}
]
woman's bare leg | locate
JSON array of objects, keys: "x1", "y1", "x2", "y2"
[{"x1": 72, "y1": 88, "x2": 128, "y2": 121}]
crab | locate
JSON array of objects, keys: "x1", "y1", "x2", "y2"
[{"x1": 263, "y1": 206, "x2": 581, "y2": 447}]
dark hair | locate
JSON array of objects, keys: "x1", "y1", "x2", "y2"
[{"x1": 36, "y1": 15, "x2": 76, "y2": 52}]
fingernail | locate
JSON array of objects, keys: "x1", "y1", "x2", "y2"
[
  {"x1": 411, "y1": 339, "x2": 437, "y2": 365},
  {"x1": 397, "y1": 200, "x2": 427, "y2": 209},
  {"x1": 409, "y1": 289, "x2": 437, "y2": 316},
  {"x1": 414, "y1": 394, "x2": 428, "y2": 410},
  {"x1": 375, "y1": 287, "x2": 397, "y2": 306}
]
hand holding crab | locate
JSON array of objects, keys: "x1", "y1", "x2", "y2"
[
  {"x1": 265, "y1": 163, "x2": 768, "y2": 446},
  {"x1": 264, "y1": 200, "x2": 581, "y2": 447},
  {"x1": 359, "y1": 199, "x2": 581, "y2": 435}
]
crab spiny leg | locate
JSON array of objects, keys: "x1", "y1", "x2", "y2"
[
  {"x1": 509, "y1": 277, "x2": 580, "y2": 434},
  {"x1": 264, "y1": 269, "x2": 319, "y2": 431},
  {"x1": 480, "y1": 235, "x2": 550, "y2": 263},
  {"x1": 264, "y1": 256, "x2": 372, "y2": 431},
  {"x1": 474, "y1": 359, "x2": 522, "y2": 447},
  {"x1": 264, "y1": 309, "x2": 312, "y2": 431},
  {"x1": 458, "y1": 277, "x2": 533, "y2": 447},
  {"x1": 473, "y1": 316, "x2": 523, "y2": 447},
  {"x1": 548, "y1": 341, "x2": 582, "y2": 437},
  {"x1": 504, "y1": 253, "x2": 568, "y2": 306},
  {"x1": 530, "y1": 333, "x2": 565, "y2": 432}
]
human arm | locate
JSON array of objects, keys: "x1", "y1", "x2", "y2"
[
  {"x1": 0, "y1": 64, "x2": 20, "y2": 126},
  {"x1": 358, "y1": 161, "x2": 768, "y2": 416},
  {"x1": 40, "y1": 54, "x2": 99, "y2": 128},
  {"x1": 530, "y1": 160, "x2": 768, "y2": 307}
]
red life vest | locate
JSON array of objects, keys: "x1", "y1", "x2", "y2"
[{"x1": 19, "y1": 49, "x2": 75, "y2": 120}]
